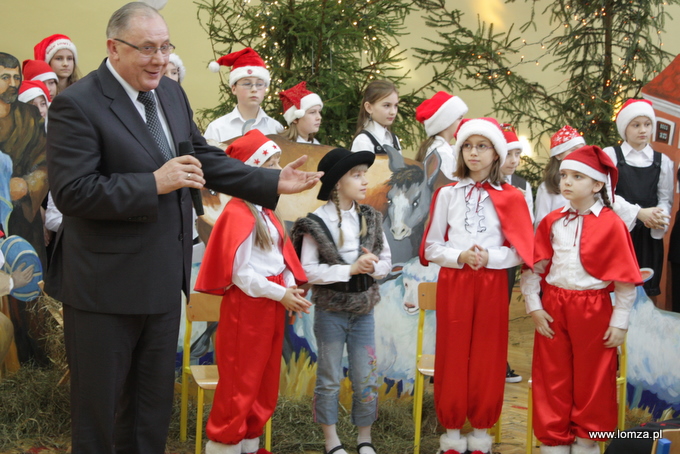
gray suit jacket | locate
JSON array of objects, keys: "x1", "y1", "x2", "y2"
[{"x1": 46, "y1": 59, "x2": 279, "y2": 314}]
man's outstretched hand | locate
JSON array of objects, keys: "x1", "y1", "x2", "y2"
[{"x1": 277, "y1": 155, "x2": 323, "y2": 195}]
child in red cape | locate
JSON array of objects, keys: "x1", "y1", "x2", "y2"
[
  {"x1": 420, "y1": 118, "x2": 534, "y2": 454},
  {"x1": 521, "y1": 145, "x2": 642, "y2": 454},
  {"x1": 194, "y1": 130, "x2": 310, "y2": 454}
]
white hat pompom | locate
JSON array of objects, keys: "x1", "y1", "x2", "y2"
[
  {"x1": 294, "y1": 109, "x2": 305, "y2": 119},
  {"x1": 208, "y1": 61, "x2": 220, "y2": 73}
]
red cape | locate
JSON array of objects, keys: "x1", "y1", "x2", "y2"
[
  {"x1": 419, "y1": 181, "x2": 534, "y2": 269},
  {"x1": 194, "y1": 198, "x2": 307, "y2": 295},
  {"x1": 534, "y1": 207, "x2": 643, "y2": 285}
]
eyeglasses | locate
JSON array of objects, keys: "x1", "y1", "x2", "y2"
[
  {"x1": 114, "y1": 38, "x2": 175, "y2": 57},
  {"x1": 461, "y1": 143, "x2": 495, "y2": 152},
  {"x1": 237, "y1": 81, "x2": 267, "y2": 90}
]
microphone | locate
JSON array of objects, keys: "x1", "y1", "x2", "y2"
[{"x1": 178, "y1": 141, "x2": 204, "y2": 216}]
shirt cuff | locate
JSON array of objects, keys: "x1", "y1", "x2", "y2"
[
  {"x1": 609, "y1": 307, "x2": 631, "y2": 330},
  {"x1": 524, "y1": 294, "x2": 543, "y2": 314}
]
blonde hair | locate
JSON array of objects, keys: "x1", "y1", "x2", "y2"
[
  {"x1": 284, "y1": 122, "x2": 316, "y2": 143},
  {"x1": 330, "y1": 187, "x2": 367, "y2": 248},
  {"x1": 244, "y1": 202, "x2": 286, "y2": 250},
  {"x1": 353, "y1": 80, "x2": 398, "y2": 137},
  {"x1": 415, "y1": 136, "x2": 436, "y2": 163}
]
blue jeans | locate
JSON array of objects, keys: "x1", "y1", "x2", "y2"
[{"x1": 313, "y1": 308, "x2": 378, "y2": 427}]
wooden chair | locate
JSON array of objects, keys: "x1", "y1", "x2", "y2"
[
  {"x1": 413, "y1": 282, "x2": 501, "y2": 454},
  {"x1": 179, "y1": 292, "x2": 272, "y2": 454},
  {"x1": 526, "y1": 341, "x2": 627, "y2": 454}
]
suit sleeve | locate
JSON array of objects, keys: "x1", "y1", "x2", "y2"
[
  {"x1": 47, "y1": 92, "x2": 159, "y2": 221},
  {"x1": 180, "y1": 89, "x2": 280, "y2": 210}
]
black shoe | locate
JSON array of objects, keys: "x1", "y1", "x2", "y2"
[{"x1": 506, "y1": 368, "x2": 522, "y2": 383}]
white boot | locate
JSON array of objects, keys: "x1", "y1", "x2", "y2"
[
  {"x1": 466, "y1": 432, "x2": 493, "y2": 454},
  {"x1": 571, "y1": 440, "x2": 600, "y2": 454},
  {"x1": 241, "y1": 438, "x2": 259, "y2": 453},
  {"x1": 539, "y1": 445, "x2": 571, "y2": 454},
  {"x1": 206, "y1": 440, "x2": 242, "y2": 454},
  {"x1": 437, "y1": 433, "x2": 467, "y2": 454}
]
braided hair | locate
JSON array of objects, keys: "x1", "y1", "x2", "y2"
[{"x1": 330, "y1": 187, "x2": 368, "y2": 248}]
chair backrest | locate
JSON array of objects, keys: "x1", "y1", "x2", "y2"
[
  {"x1": 186, "y1": 292, "x2": 222, "y2": 322},
  {"x1": 418, "y1": 282, "x2": 437, "y2": 311}
]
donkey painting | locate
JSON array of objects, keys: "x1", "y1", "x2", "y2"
[{"x1": 382, "y1": 145, "x2": 441, "y2": 268}]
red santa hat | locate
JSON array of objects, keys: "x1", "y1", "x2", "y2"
[
  {"x1": 208, "y1": 47, "x2": 271, "y2": 87},
  {"x1": 549, "y1": 125, "x2": 586, "y2": 157},
  {"x1": 18, "y1": 80, "x2": 52, "y2": 104},
  {"x1": 225, "y1": 129, "x2": 280, "y2": 167},
  {"x1": 500, "y1": 123, "x2": 523, "y2": 152},
  {"x1": 560, "y1": 145, "x2": 618, "y2": 195},
  {"x1": 278, "y1": 82, "x2": 323, "y2": 125},
  {"x1": 615, "y1": 98, "x2": 656, "y2": 141},
  {"x1": 22, "y1": 59, "x2": 58, "y2": 84},
  {"x1": 34, "y1": 34, "x2": 78, "y2": 65},
  {"x1": 415, "y1": 91, "x2": 469, "y2": 137},
  {"x1": 453, "y1": 117, "x2": 508, "y2": 165}
]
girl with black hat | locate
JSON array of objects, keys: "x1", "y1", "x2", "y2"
[{"x1": 291, "y1": 148, "x2": 392, "y2": 454}]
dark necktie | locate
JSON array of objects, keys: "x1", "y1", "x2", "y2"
[{"x1": 137, "y1": 90, "x2": 173, "y2": 161}]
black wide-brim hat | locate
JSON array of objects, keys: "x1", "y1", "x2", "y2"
[{"x1": 317, "y1": 148, "x2": 376, "y2": 201}]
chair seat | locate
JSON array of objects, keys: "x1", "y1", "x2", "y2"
[
  {"x1": 190, "y1": 365, "x2": 219, "y2": 390},
  {"x1": 417, "y1": 354, "x2": 435, "y2": 376}
]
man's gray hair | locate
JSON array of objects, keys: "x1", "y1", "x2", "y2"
[{"x1": 107, "y1": 2, "x2": 162, "y2": 39}]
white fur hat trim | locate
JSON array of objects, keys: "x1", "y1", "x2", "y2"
[
  {"x1": 228, "y1": 66, "x2": 271, "y2": 87},
  {"x1": 424, "y1": 95, "x2": 469, "y2": 137},
  {"x1": 506, "y1": 140, "x2": 523, "y2": 152},
  {"x1": 550, "y1": 136, "x2": 585, "y2": 157},
  {"x1": 283, "y1": 93, "x2": 323, "y2": 125},
  {"x1": 616, "y1": 101, "x2": 656, "y2": 141},
  {"x1": 18, "y1": 87, "x2": 46, "y2": 104},
  {"x1": 45, "y1": 38, "x2": 78, "y2": 65},
  {"x1": 560, "y1": 159, "x2": 607, "y2": 183},
  {"x1": 454, "y1": 118, "x2": 508, "y2": 166}
]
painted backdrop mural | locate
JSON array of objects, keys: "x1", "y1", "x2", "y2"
[{"x1": 187, "y1": 136, "x2": 680, "y2": 417}]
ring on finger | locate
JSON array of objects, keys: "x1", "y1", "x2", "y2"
[{"x1": 187, "y1": 173, "x2": 192, "y2": 180}]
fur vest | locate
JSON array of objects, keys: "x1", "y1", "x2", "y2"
[{"x1": 291, "y1": 204, "x2": 384, "y2": 314}]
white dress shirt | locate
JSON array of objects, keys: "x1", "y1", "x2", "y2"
[
  {"x1": 45, "y1": 192, "x2": 63, "y2": 232},
  {"x1": 350, "y1": 120, "x2": 402, "y2": 154},
  {"x1": 232, "y1": 205, "x2": 295, "y2": 302},
  {"x1": 427, "y1": 135, "x2": 456, "y2": 181},
  {"x1": 534, "y1": 182, "x2": 566, "y2": 228},
  {"x1": 603, "y1": 142, "x2": 674, "y2": 239},
  {"x1": 300, "y1": 201, "x2": 392, "y2": 284},
  {"x1": 106, "y1": 59, "x2": 175, "y2": 156},
  {"x1": 204, "y1": 106, "x2": 283, "y2": 143},
  {"x1": 521, "y1": 200, "x2": 636, "y2": 329},
  {"x1": 423, "y1": 178, "x2": 523, "y2": 270},
  {"x1": 505, "y1": 174, "x2": 534, "y2": 223},
  {"x1": 296, "y1": 135, "x2": 320, "y2": 145}
]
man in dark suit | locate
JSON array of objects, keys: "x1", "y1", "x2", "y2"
[{"x1": 45, "y1": 3, "x2": 321, "y2": 453}]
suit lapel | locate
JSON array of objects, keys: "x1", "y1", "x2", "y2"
[{"x1": 97, "y1": 60, "x2": 166, "y2": 167}]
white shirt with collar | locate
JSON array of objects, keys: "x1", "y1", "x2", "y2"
[
  {"x1": 520, "y1": 200, "x2": 636, "y2": 329},
  {"x1": 300, "y1": 201, "x2": 392, "y2": 284},
  {"x1": 106, "y1": 58, "x2": 175, "y2": 156},
  {"x1": 203, "y1": 106, "x2": 283, "y2": 143},
  {"x1": 296, "y1": 135, "x2": 320, "y2": 145},
  {"x1": 231, "y1": 204, "x2": 295, "y2": 302},
  {"x1": 505, "y1": 174, "x2": 534, "y2": 223},
  {"x1": 350, "y1": 120, "x2": 402, "y2": 154},
  {"x1": 603, "y1": 142, "x2": 674, "y2": 239},
  {"x1": 534, "y1": 182, "x2": 566, "y2": 229},
  {"x1": 427, "y1": 135, "x2": 456, "y2": 180},
  {"x1": 423, "y1": 178, "x2": 523, "y2": 270}
]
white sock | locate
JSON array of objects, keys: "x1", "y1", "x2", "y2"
[
  {"x1": 321, "y1": 424, "x2": 347, "y2": 453},
  {"x1": 473, "y1": 428, "x2": 489, "y2": 438},
  {"x1": 446, "y1": 428, "x2": 461, "y2": 440},
  {"x1": 241, "y1": 437, "x2": 259, "y2": 453},
  {"x1": 575, "y1": 436, "x2": 596, "y2": 447},
  {"x1": 357, "y1": 425, "x2": 375, "y2": 454}
]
